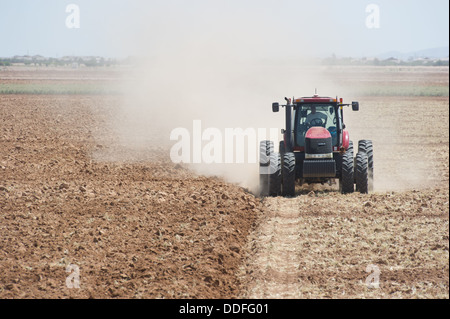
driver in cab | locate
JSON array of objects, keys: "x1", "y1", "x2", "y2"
[{"x1": 306, "y1": 106, "x2": 327, "y2": 126}]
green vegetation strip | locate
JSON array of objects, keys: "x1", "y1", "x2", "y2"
[
  {"x1": 357, "y1": 85, "x2": 449, "y2": 97},
  {"x1": 0, "y1": 83, "x2": 448, "y2": 97},
  {"x1": 0, "y1": 83, "x2": 121, "y2": 95}
]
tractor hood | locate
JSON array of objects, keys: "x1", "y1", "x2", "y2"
[
  {"x1": 305, "y1": 127, "x2": 331, "y2": 139},
  {"x1": 305, "y1": 127, "x2": 333, "y2": 156}
]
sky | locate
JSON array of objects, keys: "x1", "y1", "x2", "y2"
[{"x1": 0, "y1": 0, "x2": 448, "y2": 58}]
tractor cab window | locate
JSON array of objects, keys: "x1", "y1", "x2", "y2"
[{"x1": 295, "y1": 104, "x2": 338, "y2": 147}]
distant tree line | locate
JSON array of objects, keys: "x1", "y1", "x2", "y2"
[
  {"x1": 1, "y1": 55, "x2": 448, "y2": 67},
  {"x1": 0, "y1": 56, "x2": 120, "y2": 67},
  {"x1": 322, "y1": 55, "x2": 449, "y2": 67}
]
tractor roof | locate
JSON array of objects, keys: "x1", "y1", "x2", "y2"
[{"x1": 294, "y1": 95, "x2": 337, "y2": 103}]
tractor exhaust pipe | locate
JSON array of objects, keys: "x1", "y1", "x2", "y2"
[{"x1": 284, "y1": 97, "x2": 292, "y2": 152}]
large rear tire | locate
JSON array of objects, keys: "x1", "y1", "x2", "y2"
[
  {"x1": 269, "y1": 152, "x2": 282, "y2": 196},
  {"x1": 260, "y1": 140, "x2": 274, "y2": 166},
  {"x1": 358, "y1": 140, "x2": 373, "y2": 191},
  {"x1": 347, "y1": 140, "x2": 354, "y2": 157},
  {"x1": 339, "y1": 151, "x2": 354, "y2": 194},
  {"x1": 279, "y1": 140, "x2": 285, "y2": 174},
  {"x1": 355, "y1": 152, "x2": 369, "y2": 194},
  {"x1": 282, "y1": 152, "x2": 296, "y2": 197},
  {"x1": 259, "y1": 140, "x2": 273, "y2": 196},
  {"x1": 279, "y1": 140, "x2": 285, "y2": 156}
]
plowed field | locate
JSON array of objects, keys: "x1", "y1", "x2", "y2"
[{"x1": 0, "y1": 66, "x2": 448, "y2": 298}]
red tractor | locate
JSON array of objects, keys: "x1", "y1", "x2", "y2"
[{"x1": 259, "y1": 93, "x2": 373, "y2": 196}]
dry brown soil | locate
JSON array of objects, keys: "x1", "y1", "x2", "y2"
[{"x1": 0, "y1": 67, "x2": 448, "y2": 299}]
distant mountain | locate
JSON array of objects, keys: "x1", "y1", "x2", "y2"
[{"x1": 377, "y1": 47, "x2": 449, "y2": 60}]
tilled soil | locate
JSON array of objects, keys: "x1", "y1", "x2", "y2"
[
  {"x1": 0, "y1": 94, "x2": 261, "y2": 298},
  {"x1": 239, "y1": 186, "x2": 449, "y2": 298},
  {"x1": 0, "y1": 67, "x2": 448, "y2": 299}
]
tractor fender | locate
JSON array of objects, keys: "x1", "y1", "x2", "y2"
[{"x1": 342, "y1": 129, "x2": 350, "y2": 149}]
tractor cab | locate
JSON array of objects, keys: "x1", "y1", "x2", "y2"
[
  {"x1": 294, "y1": 102, "x2": 339, "y2": 149},
  {"x1": 272, "y1": 94, "x2": 358, "y2": 154}
]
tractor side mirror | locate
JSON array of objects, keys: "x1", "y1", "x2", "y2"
[
  {"x1": 352, "y1": 101, "x2": 359, "y2": 111},
  {"x1": 272, "y1": 102, "x2": 280, "y2": 113}
]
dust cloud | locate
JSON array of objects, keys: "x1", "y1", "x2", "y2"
[
  {"x1": 103, "y1": 2, "x2": 341, "y2": 193},
  {"x1": 98, "y1": 2, "x2": 439, "y2": 193}
]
